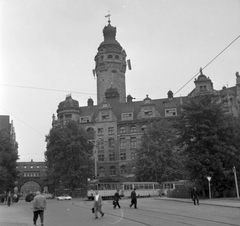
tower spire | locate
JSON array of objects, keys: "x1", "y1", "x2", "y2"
[{"x1": 105, "y1": 11, "x2": 111, "y2": 24}]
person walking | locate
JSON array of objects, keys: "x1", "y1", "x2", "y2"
[
  {"x1": 93, "y1": 190, "x2": 104, "y2": 219},
  {"x1": 113, "y1": 189, "x2": 121, "y2": 209},
  {"x1": 32, "y1": 191, "x2": 47, "y2": 226},
  {"x1": 191, "y1": 186, "x2": 199, "y2": 205},
  {"x1": 7, "y1": 191, "x2": 12, "y2": 207},
  {"x1": 130, "y1": 188, "x2": 137, "y2": 209}
]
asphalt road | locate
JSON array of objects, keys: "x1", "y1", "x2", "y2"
[{"x1": 0, "y1": 197, "x2": 239, "y2": 226}]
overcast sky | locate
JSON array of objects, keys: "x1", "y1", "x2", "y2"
[{"x1": 1, "y1": 0, "x2": 240, "y2": 161}]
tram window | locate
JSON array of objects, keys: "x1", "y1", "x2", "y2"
[
  {"x1": 144, "y1": 184, "x2": 148, "y2": 189},
  {"x1": 134, "y1": 184, "x2": 139, "y2": 189}
]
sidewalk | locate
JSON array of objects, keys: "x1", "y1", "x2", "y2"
[{"x1": 158, "y1": 197, "x2": 240, "y2": 208}]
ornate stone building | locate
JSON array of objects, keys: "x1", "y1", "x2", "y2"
[{"x1": 52, "y1": 20, "x2": 240, "y2": 182}]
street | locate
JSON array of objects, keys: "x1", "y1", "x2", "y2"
[{"x1": 0, "y1": 197, "x2": 240, "y2": 226}]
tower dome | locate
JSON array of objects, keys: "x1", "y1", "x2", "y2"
[
  {"x1": 103, "y1": 23, "x2": 116, "y2": 40},
  {"x1": 57, "y1": 94, "x2": 80, "y2": 123}
]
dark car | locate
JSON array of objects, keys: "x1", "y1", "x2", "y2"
[{"x1": 25, "y1": 193, "x2": 35, "y2": 202}]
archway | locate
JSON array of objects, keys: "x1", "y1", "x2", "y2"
[{"x1": 20, "y1": 181, "x2": 42, "y2": 193}]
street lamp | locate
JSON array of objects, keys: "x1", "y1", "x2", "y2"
[
  {"x1": 206, "y1": 176, "x2": 212, "y2": 199},
  {"x1": 88, "y1": 138, "x2": 103, "y2": 178},
  {"x1": 233, "y1": 166, "x2": 239, "y2": 199}
]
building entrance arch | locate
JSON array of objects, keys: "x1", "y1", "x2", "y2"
[{"x1": 20, "y1": 181, "x2": 42, "y2": 193}]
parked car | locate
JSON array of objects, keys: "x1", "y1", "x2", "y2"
[{"x1": 56, "y1": 194, "x2": 72, "y2": 201}]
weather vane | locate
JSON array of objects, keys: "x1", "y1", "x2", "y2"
[{"x1": 105, "y1": 11, "x2": 111, "y2": 24}]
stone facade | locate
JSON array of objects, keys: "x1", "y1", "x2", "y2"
[
  {"x1": 52, "y1": 21, "x2": 240, "y2": 182},
  {"x1": 16, "y1": 159, "x2": 47, "y2": 193}
]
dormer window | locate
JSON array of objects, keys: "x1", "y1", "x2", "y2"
[
  {"x1": 122, "y1": 113, "x2": 133, "y2": 120},
  {"x1": 102, "y1": 115, "x2": 110, "y2": 121},
  {"x1": 165, "y1": 108, "x2": 177, "y2": 117},
  {"x1": 144, "y1": 111, "x2": 153, "y2": 117},
  {"x1": 80, "y1": 116, "x2": 90, "y2": 123}
]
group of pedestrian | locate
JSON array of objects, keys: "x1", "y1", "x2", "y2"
[
  {"x1": 92, "y1": 188, "x2": 138, "y2": 219},
  {"x1": 2, "y1": 191, "x2": 13, "y2": 206}
]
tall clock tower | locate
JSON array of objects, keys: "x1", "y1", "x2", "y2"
[{"x1": 94, "y1": 18, "x2": 127, "y2": 104}]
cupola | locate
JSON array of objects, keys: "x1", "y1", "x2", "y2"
[{"x1": 87, "y1": 97, "x2": 94, "y2": 107}]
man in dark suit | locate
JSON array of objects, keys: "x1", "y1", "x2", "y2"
[
  {"x1": 113, "y1": 189, "x2": 121, "y2": 209},
  {"x1": 130, "y1": 188, "x2": 137, "y2": 209},
  {"x1": 191, "y1": 187, "x2": 199, "y2": 205}
]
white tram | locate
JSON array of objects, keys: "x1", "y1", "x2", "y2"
[{"x1": 87, "y1": 180, "x2": 160, "y2": 200}]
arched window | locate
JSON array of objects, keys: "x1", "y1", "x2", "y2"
[
  {"x1": 86, "y1": 127, "x2": 95, "y2": 139},
  {"x1": 115, "y1": 55, "x2": 119, "y2": 59},
  {"x1": 99, "y1": 167, "x2": 105, "y2": 177},
  {"x1": 120, "y1": 126, "x2": 126, "y2": 133},
  {"x1": 141, "y1": 125, "x2": 147, "y2": 132},
  {"x1": 120, "y1": 165, "x2": 127, "y2": 175},
  {"x1": 108, "y1": 54, "x2": 113, "y2": 59},
  {"x1": 110, "y1": 166, "x2": 116, "y2": 176},
  {"x1": 130, "y1": 125, "x2": 137, "y2": 133}
]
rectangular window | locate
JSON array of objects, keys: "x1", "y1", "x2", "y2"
[
  {"x1": 108, "y1": 127, "x2": 114, "y2": 134},
  {"x1": 131, "y1": 152, "x2": 137, "y2": 160},
  {"x1": 120, "y1": 153, "x2": 126, "y2": 161},
  {"x1": 98, "y1": 128, "x2": 103, "y2": 135},
  {"x1": 121, "y1": 113, "x2": 133, "y2": 120},
  {"x1": 165, "y1": 108, "x2": 177, "y2": 117},
  {"x1": 109, "y1": 153, "x2": 115, "y2": 161},
  {"x1": 130, "y1": 137, "x2": 137, "y2": 148},
  {"x1": 120, "y1": 138, "x2": 126, "y2": 149},
  {"x1": 98, "y1": 154, "x2": 104, "y2": 162}
]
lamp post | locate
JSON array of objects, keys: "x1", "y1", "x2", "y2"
[
  {"x1": 233, "y1": 166, "x2": 239, "y2": 199},
  {"x1": 206, "y1": 176, "x2": 212, "y2": 199},
  {"x1": 88, "y1": 138, "x2": 103, "y2": 178}
]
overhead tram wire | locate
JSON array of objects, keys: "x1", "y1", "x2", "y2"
[
  {"x1": 0, "y1": 105, "x2": 45, "y2": 137},
  {"x1": 0, "y1": 84, "x2": 97, "y2": 96},
  {"x1": 174, "y1": 34, "x2": 240, "y2": 96}
]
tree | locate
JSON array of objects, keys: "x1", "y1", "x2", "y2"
[
  {"x1": 135, "y1": 119, "x2": 185, "y2": 183},
  {"x1": 45, "y1": 121, "x2": 94, "y2": 192},
  {"x1": 0, "y1": 131, "x2": 19, "y2": 193},
  {"x1": 176, "y1": 95, "x2": 240, "y2": 196}
]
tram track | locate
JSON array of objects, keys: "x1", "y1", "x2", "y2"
[{"x1": 71, "y1": 200, "x2": 239, "y2": 226}]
